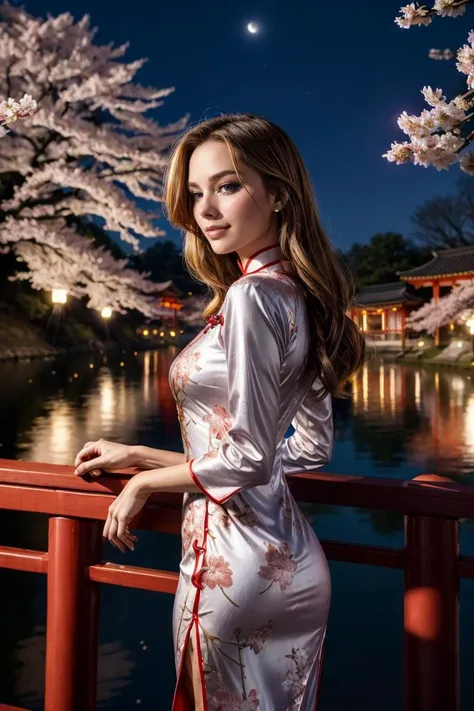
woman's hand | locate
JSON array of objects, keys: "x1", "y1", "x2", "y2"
[
  {"x1": 103, "y1": 475, "x2": 149, "y2": 553},
  {"x1": 74, "y1": 439, "x2": 138, "y2": 477}
]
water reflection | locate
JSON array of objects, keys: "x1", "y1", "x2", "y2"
[
  {"x1": 0, "y1": 349, "x2": 183, "y2": 465},
  {"x1": 348, "y1": 359, "x2": 474, "y2": 477}
]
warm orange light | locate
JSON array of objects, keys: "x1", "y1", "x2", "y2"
[{"x1": 143, "y1": 329, "x2": 149, "y2": 336}]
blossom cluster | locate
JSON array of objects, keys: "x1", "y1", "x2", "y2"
[
  {"x1": 386, "y1": 1, "x2": 474, "y2": 173},
  {"x1": 406, "y1": 278, "x2": 474, "y2": 333},
  {"x1": 0, "y1": 93, "x2": 37, "y2": 136}
]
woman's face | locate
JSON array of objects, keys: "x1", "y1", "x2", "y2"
[{"x1": 187, "y1": 139, "x2": 280, "y2": 259}]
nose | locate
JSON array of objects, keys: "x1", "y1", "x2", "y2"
[{"x1": 198, "y1": 192, "x2": 220, "y2": 219}]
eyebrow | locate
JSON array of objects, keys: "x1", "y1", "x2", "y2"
[{"x1": 187, "y1": 169, "x2": 239, "y2": 189}]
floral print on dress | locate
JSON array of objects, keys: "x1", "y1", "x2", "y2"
[
  {"x1": 227, "y1": 500, "x2": 259, "y2": 527},
  {"x1": 209, "y1": 500, "x2": 230, "y2": 529},
  {"x1": 172, "y1": 349, "x2": 202, "y2": 392},
  {"x1": 282, "y1": 646, "x2": 313, "y2": 710},
  {"x1": 170, "y1": 347, "x2": 203, "y2": 460},
  {"x1": 203, "y1": 405, "x2": 232, "y2": 458},
  {"x1": 239, "y1": 620, "x2": 274, "y2": 654},
  {"x1": 210, "y1": 687, "x2": 260, "y2": 711},
  {"x1": 258, "y1": 542, "x2": 297, "y2": 594},
  {"x1": 201, "y1": 555, "x2": 239, "y2": 607},
  {"x1": 181, "y1": 499, "x2": 206, "y2": 556}
]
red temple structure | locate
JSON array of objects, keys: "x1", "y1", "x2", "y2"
[
  {"x1": 398, "y1": 245, "x2": 474, "y2": 347},
  {"x1": 351, "y1": 282, "x2": 424, "y2": 349}
]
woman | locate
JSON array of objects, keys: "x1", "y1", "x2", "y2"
[{"x1": 74, "y1": 113, "x2": 365, "y2": 711}]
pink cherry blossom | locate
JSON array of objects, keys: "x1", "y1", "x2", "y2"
[
  {"x1": 388, "y1": 5, "x2": 474, "y2": 174},
  {"x1": 201, "y1": 555, "x2": 234, "y2": 590},
  {"x1": 258, "y1": 542, "x2": 297, "y2": 592},
  {"x1": 211, "y1": 688, "x2": 260, "y2": 711},
  {"x1": 240, "y1": 620, "x2": 274, "y2": 654},
  {"x1": 203, "y1": 406, "x2": 232, "y2": 440}
]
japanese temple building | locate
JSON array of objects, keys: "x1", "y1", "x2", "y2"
[
  {"x1": 398, "y1": 245, "x2": 474, "y2": 346},
  {"x1": 156, "y1": 280, "x2": 184, "y2": 328},
  {"x1": 351, "y1": 282, "x2": 424, "y2": 348},
  {"x1": 137, "y1": 280, "x2": 185, "y2": 338}
]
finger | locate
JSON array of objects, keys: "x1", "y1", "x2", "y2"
[
  {"x1": 117, "y1": 518, "x2": 134, "y2": 551},
  {"x1": 108, "y1": 515, "x2": 119, "y2": 545},
  {"x1": 74, "y1": 444, "x2": 99, "y2": 468},
  {"x1": 125, "y1": 528, "x2": 139, "y2": 542},
  {"x1": 103, "y1": 510, "x2": 114, "y2": 539},
  {"x1": 75, "y1": 455, "x2": 108, "y2": 477}
]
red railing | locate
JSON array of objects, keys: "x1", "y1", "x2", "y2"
[{"x1": 1, "y1": 460, "x2": 474, "y2": 711}]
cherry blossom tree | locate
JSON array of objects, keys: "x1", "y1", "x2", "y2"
[
  {"x1": 0, "y1": 1, "x2": 189, "y2": 317},
  {"x1": 406, "y1": 278, "x2": 474, "y2": 332},
  {"x1": 384, "y1": 0, "x2": 474, "y2": 174}
]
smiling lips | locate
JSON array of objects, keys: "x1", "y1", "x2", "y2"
[
  {"x1": 206, "y1": 225, "x2": 230, "y2": 238},
  {"x1": 205, "y1": 225, "x2": 230, "y2": 233}
]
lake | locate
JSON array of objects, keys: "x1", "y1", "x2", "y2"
[{"x1": 1, "y1": 350, "x2": 474, "y2": 710}]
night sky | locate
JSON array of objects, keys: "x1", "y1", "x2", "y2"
[{"x1": 23, "y1": 0, "x2": 474, "y2": 251}]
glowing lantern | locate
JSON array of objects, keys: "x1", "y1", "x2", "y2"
[{"x1": 52, "y1": 289, "x2": 67, "y2": 304}]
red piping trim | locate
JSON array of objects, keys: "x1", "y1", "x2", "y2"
[
  {"x1": 189, "y1": 458, "x2": 242, "y2": 504},
  {"x1": 243, "y1": 258, "x2": 283, "y2": 276},
  {"x1": 171, "y1": 503, "x2": 210, "y2": 710},
  {"x1": 314, "y1": 637, "x2": 325, "y2": 710},
  {"x1": 238, "y1": 242, "x2": 281, "y2": 274},
  {"x1": 195, "y1": 613, "x2": 209, "y2": 711}
]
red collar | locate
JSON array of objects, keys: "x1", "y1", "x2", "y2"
[{"x1": 237, "y1": 243, "x2": 294, "y2": 276}]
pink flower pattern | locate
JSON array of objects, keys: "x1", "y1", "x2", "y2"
[
  {"x1": 181, "y1": 499, "x2": 206, "y2": 555},
  {"x1": 172, "y1": 349, "x2": 202, "y2": 392},
  {"x1": 209, "y1": 501, "x2": 230, "y2": 528},
  {"x1": 258, "y1": 542, "x2": 297, "y2": 592},
  {"x1": 282, "y1": 646, "x2": 312, "y2": 710},
  {"x1": 228, "y1": 501, "x2": 259, "y2": 527},
  {"x1": 202, "y1": 555, "x2": 234, "y2": 590},
  {"x1": 203, "y1": 405, "x2": 232, "y2": 456},
  {"x1": 240, "y1": 620, "x2": 274, "y2": 654},
  {"x1": 211, "y1": 688, "x2": 260, "y2": 711}
]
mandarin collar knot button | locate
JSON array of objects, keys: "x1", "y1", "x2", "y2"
[{"x1": 204, "y1": 313, "x2": 224, "y2": 334}]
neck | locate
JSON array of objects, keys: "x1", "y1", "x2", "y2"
[{"x1": 236, "y1": 242, "x2": 295, "y2": 276}]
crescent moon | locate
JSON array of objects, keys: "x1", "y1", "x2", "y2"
[{"x1": 247, "y1": 22, "x2": 259, "y2": 34}]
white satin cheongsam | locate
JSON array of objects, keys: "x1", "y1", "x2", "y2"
[{"x1": 168, "y1": 243, "x2": 333, "y2": 711}]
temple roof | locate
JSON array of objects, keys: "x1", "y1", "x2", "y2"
[
  {"x1": 398, "y1": 244, "x2": 474, "y2": 280},
  {"x1": 356, "y1": 282, "x2": 424, "y2": 307}
]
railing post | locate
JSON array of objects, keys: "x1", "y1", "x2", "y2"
[
  {"x1": 404, "y1": 512, "x2": 459, "y2": 711},
  {"x1": 44, "y1": 517, "x2": 102, "y2": 711}
]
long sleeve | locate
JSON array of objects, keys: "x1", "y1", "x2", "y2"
[
  {"x1": 189, "y1": 279, "x2": 289, "y2": 505},
  {"x1": 281, "y1": 378, "x2": 333, "y2": 475}
]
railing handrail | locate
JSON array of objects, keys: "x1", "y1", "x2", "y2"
[
  {"x1": 2, "y1": 458, "x2": 474, "y2": 519},
  {"x1": 0, "y1": 457, "x2": 470, "y2": 711}
]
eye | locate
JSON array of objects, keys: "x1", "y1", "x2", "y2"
[
  {"x1": 219, "y1": 182, "x2": 241, "y2": 193},
  {"x1": 189, "y1": 182, "x2": 241, "y2": 202}
]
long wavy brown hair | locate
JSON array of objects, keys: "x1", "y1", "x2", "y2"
[{"x1": 163, "y1": 113, "x2": 365, "y2": 398}]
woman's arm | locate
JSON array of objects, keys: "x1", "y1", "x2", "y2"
[
  {"x1": 132, "y1": 462, "x2": 201, "y2": 494},
  {"x1": 131, "y1": 445, "x2": 186, "y2": 469}
]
